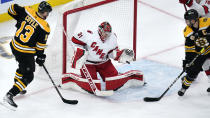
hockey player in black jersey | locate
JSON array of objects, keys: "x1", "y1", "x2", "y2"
[
  {"x1": 178, "y1": 9, "x2": 210, "y2": 96},
  {"x1": 2, "y1": 1, "x2": 52, "y2": 109}
]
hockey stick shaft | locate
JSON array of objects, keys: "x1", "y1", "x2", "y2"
[
  {"x1": 81, "y1": 65, "x2": 97, "y2": 95},
  {"x1": 184, "y1": 4, "x2": 187, "y2": 11},
  {"x1": 81, "y1": 65, "x2": 113, "y2": 96},
  {"x1": 144, "y1": 70, "x2": 184, "y2": 102},
  {"x1": 144, "y1": 48, "x2": 205, "y2": 102},
  {"x1": 43, "y1": 65, "x2": 78, "y2": 104}
]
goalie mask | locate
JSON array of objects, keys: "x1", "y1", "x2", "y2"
[{"x1": 98, "y1": 22, "x2": 112, "y2": 42}]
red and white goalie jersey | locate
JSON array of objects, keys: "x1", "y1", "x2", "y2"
[{"x1": 72, "y1": 30, "x2": 118, "y2": 63}]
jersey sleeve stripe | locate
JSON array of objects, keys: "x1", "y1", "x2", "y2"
[
  {"x1": 12, "y1": 39, "x2": 35, "y2": 49},
  {"x1": 72, "y1": 37, "x2": 86, "y2": 46},
  {"x1": 11, "y1": 4, "x2": 17, "y2": 14},
  {"x1": 8, "y1": 5, "x2": 17, "y2": 15},
  {"x1": 36, "y1": 42, "x2": 47, "y2": 50},
  {"x1": 35, "y1": 47, "x2": 45, "y2": 50},
  {"x1": 37, "y1": 42, "x2": 47, "y2": 46},
  {"x1": 11, "y1": 39, "x2": 36, "y2": 54}
]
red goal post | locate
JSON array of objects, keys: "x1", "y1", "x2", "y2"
[{"x1": 62, "y1": 0, "x2": 138, "y2": 75}]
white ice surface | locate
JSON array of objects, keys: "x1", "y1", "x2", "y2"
[{"x1": 0, "y1": 0, "x2": 210, "y2": 118}]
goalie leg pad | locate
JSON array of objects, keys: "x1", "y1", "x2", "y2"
[
  {"x1": 62, "y1": 73, "x2": 101, "y2": 93},
  {"x1": 105, "y1": 70, "x2": 144, "y2": 91}
]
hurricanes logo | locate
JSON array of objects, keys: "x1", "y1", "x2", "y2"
[{"x1": 195, "y1": 38, "x2": 209, "y2": 48}]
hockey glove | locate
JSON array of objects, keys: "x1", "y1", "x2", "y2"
[
  {"x1": 36, "y1": 54, "x2": 46, "y2": 66},
  {"x1": 183, "y1": 60, "x2": 193, "y2": 72},
  {"x1": 117, "y1": 49, "x2": 134, "y2": 63},
  {"x1": 179, "y1": 0, "x2": 193, "y2": 7},
  {"x1": 124, "y1": 49, "x2": 134, "y2": 57}
]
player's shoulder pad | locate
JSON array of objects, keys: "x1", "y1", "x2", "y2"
[
  {"x1": 183, "y1": 26, "x2": 193, "y2": 38},
  {"x1": 199, "y1": 17, "x2": 210, "y2": 30},
  {"x1": 24, "y1": 6, "x2": 50, "y2": 33}
]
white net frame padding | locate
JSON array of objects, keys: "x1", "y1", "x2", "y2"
[{"x1": 35, "y1": 0, "x2": 137, "y2": 82}]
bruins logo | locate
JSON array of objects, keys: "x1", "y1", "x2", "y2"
[{"x1": 195, "y1": 38, "x2": 209, "y2": 48}]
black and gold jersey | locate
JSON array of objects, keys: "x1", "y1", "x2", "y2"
[
  {"x1": 183, "y1": 17, "x2": 210, "y2": 62},
  {"x1": 8, "y1": 4, "x2": 50, "y2": 56}
]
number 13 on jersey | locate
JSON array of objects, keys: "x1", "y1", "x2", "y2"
[{"x1": 15, "y1": 21, "x2": 35, "y2": 43}]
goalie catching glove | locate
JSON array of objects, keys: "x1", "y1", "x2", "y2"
[{"x1": 114, "y1": 49, "x2": 134, "y2": 63}]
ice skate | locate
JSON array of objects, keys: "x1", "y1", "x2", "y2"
[
  {"x1": 178, "y1": 88, "x2": 187, "y2": 96},
  {"x1": 1, "y1": 92, "x2": 18, "y2": 110}
]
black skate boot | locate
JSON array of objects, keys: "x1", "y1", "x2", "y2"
[
  {"x1": 3, "y1": 92, "x2": 18, "y2": 109},
  {"x1": 178, "y1": 88, "x2": 187, "y2": 96},
  {"x1": 19, "y1": 90, "x2": 27, "y2": 95}
]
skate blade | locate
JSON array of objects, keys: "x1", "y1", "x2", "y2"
[{"x1": 0, "y1": 101, "x2": 17, "y2": 111}]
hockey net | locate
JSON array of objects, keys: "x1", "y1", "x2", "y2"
[
  {"x1": 63, "y1": 0, "x2": 137, "y2": 75},
  {"x1": 35, "y1": 0, "x2": 137, "y2": 82}
]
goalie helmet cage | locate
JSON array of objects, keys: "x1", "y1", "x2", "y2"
[{"x1": 62, "y1": 0, "x2": 138, "y2": 75}]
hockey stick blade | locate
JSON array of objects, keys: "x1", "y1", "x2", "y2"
[
  {"x1": 62, "y1": 98, "x2": 78, "y2": 104},
  {"x1": 143, "y1": 97, "x2": 160, "y2": 102}
]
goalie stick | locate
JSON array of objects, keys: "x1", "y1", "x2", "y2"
[
  {"x1": 81, "y1": 65, "x2": 114, "y2": 96},
  {"x1": 144, "y1": 48, "x2": 205, "y2": 102},
  {"x1": 43, "y1": 65, "x2": 78, "y2": 104}
]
